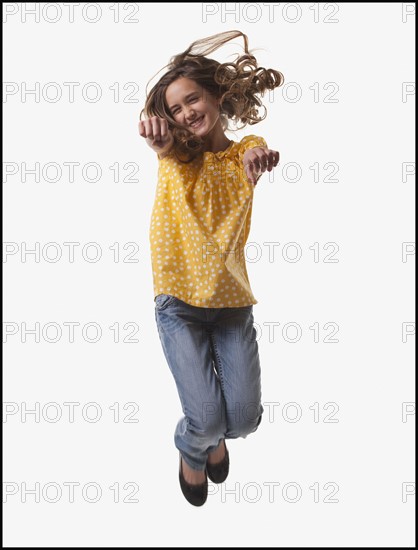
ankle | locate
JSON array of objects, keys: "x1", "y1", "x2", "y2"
[{"x1": 208, "y1": 439, "x2": 226, "y2": 464}]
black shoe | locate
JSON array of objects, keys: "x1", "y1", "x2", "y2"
[
  {"x1": 206, "y1": 440, "x2": 229, "y2": 484},
  {"x1": 179, "y1": 453, "x2": 208, "y2": 507}
]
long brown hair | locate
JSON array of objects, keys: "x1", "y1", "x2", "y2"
[{"x1": 140, "y1": 30, "x2": 284, "y2": 163}]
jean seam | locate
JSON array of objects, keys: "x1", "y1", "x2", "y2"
[
  {"x1": 209, "y1": 330, "x2": 224, "y2": 391},
  {"x1": 155, "y1": 310, "x2": 190, "y2": 419}
]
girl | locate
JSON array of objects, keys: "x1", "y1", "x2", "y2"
[{"x1": 138, "y1": 30, "x2": 284, "y2": 507}]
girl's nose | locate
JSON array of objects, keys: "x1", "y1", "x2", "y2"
[{"x1": 185, "y1": 107, "x2": 196, "y2": 121}]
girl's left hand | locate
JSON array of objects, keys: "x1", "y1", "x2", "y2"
[{"x1": 243, "y1": 147, "x2": 280, "y2": 185}]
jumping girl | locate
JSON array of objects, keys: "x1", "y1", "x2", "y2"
[{"x1": 139, "y1": 30, "x2": 284, "y2": 506}]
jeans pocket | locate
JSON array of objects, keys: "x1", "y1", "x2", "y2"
[{"x1": 155, "y1": 293, "x2": 177, "y2": 311}]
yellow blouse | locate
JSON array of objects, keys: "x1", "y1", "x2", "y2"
[{"x1": 149, "y1": 134, "x2": 268, "y2": 308}]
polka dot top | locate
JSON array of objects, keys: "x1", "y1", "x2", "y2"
[{"x1": 149, "y1": 134, "x2": 268, "y2": 308}]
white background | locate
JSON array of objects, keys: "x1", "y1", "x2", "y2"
[{"x1": 3, "y1": 2, "x2": 415, "y2": 547}]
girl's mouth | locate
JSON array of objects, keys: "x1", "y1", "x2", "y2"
[{"x1": 190, "y1": 116, "x2": 204, "y2": 129}]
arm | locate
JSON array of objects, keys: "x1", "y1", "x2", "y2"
[{"x1": 157, "y1": 144, "x2": 174, "y2": 160}]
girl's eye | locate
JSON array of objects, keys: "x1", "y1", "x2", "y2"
[{"x1": 172, "y1": 97, "x2": 198, "y2": 115}]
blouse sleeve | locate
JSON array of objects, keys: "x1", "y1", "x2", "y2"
[{"x1": 238, "y1": 135, "x2": 268, "y2": 164}]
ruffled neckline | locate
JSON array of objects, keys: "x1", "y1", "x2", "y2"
[{"x1": 203, "y1": 140, "x2": 238, "y2": 160}]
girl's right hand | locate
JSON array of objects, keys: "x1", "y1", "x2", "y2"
[{"x1": 138, "y1": 116, "x2": 174, "y2": 155}]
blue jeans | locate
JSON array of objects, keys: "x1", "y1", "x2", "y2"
[{"x1": 154, "y1": 293, "x2": 264, "y2": 471}]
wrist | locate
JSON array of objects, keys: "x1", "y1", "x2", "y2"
[{"x1": 157, "y1": 142, "x2": 174, "y2": 159}]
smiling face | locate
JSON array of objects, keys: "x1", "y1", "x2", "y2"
[{"x1": 165, "y1": 77, "x2": 221, "y2": 137}]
